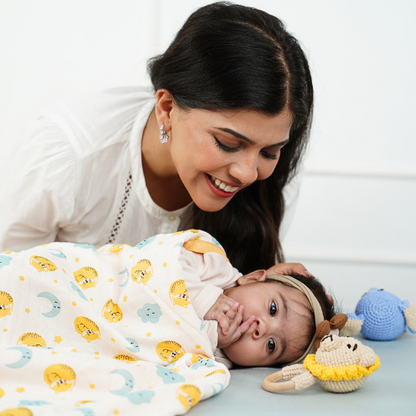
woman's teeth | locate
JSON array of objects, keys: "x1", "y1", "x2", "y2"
[{"x1": 210, "y1": 176, "x2": 239, "y2": 193}]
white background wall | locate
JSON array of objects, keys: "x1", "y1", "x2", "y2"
[{"x1": 1, "y1": 0, "x2": 415, "y2": 310}]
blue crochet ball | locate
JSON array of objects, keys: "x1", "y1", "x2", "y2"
[{"x1": 355, "y1": 289, "x2": 406, "y2": 341}]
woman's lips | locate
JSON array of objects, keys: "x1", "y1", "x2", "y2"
[{"x1": 205, "y1": 174, "x2": 241, "y2": 198}]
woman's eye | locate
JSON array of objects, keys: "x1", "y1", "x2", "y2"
[
  {"x1": 214, "y1": 137, "x2": 239, "y2": 153},
  {"x1": 270, "y1": 301, "x2": 277, "y2": 316},
  {"x1": 267, "y1": 338, "x2": 276, "y2": 353},
  {"x1": 261, "y1": 150, "x2": 278, "y2": 160}
]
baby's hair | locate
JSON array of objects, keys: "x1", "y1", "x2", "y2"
[
  {"x1": 287, "y1": 274, "x2": 337, "y2": 322},
  {"x1": 267, "y1": 274, "x2": 337, "y2": 366}
]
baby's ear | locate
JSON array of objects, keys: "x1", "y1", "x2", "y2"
[{"x1": 237, "y1": 269, "x2": 267, "y2": 285}]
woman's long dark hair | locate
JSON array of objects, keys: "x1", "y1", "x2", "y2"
[{"x1": 148, "y1": 2, "x2": 313, "y2": 274}]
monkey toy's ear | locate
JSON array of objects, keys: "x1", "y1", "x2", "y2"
[
  {"x1": 330, "y1": 313, "x2": 348, "y2": 331},
  {"x1": 314, "y1": 313, "x2": 348, "y2": 350}
]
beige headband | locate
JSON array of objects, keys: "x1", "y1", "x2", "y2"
[{"x1": 266, "y1": 274, "x2": 324, "y2": 365}]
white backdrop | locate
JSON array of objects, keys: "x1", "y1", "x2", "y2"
[{"x1": 1, "y1": 0, "x2": 415, "y2": 310}]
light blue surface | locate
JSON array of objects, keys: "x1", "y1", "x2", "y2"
[{"x1": 189, "y1": 333, "x2": 416, "y2": 415}]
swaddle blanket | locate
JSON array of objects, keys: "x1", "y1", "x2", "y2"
[{"x1": 0, "y1": 230, "x2": 230, "y2": 416}]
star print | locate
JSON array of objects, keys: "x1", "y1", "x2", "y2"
[{"x1": 54, "y1": 336, "x2": 63, "y2": 344}]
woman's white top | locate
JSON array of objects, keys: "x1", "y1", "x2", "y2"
[{"x1": 0, "y1": 85, "x2": 302, "y2": 252}]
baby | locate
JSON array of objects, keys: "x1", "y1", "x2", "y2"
[
  {"x1": 205, "y1": 273, "x2": 334, "y2": 368},
  {"x1": 0, "y1": 229, "x2": 335, "y2": 369},
  {"x1": 180, "y1": 240, "x2": 335, "y2": 368}
]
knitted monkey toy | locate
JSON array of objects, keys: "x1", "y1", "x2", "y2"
[
  {"x1": 340, "y1": 288, "x2": 416, "y2": 341},
  {"x1": 263, "y1": 314, "x2": 380, "y2": 394}
]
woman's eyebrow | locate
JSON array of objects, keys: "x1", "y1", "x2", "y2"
[
  {"x1": 267, "y1": 139, "x2": 290, "y2": 148},
  {"x1": 215, "y1": 127, "x2": 289, "y2": 147},
  {"x1": 215, "y1": 127, "x2": 255, "y2": 144}
]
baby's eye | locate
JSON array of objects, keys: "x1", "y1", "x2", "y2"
[
  {"x1": 270, "y1": 301, "x2": 277, "y2": 316},
  {"x1": 267, "y1": 338, "x2": 276, "y2": 353}
]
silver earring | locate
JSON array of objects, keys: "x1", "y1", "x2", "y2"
[{"x1": 159, "y1": 123, "x2": 168, "y2": 144}]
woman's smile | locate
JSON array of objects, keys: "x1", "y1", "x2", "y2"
[{"x1": 205, "y1": 174, "x2": 241, "y2": 198}]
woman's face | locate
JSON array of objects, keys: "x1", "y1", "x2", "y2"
[{"x1": 168, "y1": 105, "x2": 293, "y2": 212}]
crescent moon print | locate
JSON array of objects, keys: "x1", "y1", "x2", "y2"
[
  {"x1": 125, "y1": 337, "x2": 140, "y2": 353},
  {"x1": 110, "y1": 369, "x2": 134, "y2": 396},
  {"x1": 37, "y1": 292, "x2": 61, "y2": 318},
  {"x1": 6, "y1": 346, "x2": 33, "y2": 369},
  {"x1": 48, "y1": 249, "x2": 67, "y2": 258},
  {"x1": 118, "y1": 267, "x2": 129, "y2": 287},
  {"x1": 70, "y1": 282, "x2": 88, "y2": 301}
]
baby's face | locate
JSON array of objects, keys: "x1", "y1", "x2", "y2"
[{"x1": 222, "y1": 281, "x2": 312, "y2": 366}]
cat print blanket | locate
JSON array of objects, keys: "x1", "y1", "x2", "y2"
[{"x1": 0, "y1": 230, "x2": 230, "y2": 416}]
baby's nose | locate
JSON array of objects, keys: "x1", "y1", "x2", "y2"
[{"x1": 252, "y1": 319, "x2": 262, "y2": 339}]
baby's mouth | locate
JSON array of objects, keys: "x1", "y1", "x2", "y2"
[{"x1": 208, "y1": 175, "x2": 239, "y2": 193}]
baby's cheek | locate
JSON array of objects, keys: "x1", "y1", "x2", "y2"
[{"x1": 223, "y1": 337, "x2": 256, "y2": 366}]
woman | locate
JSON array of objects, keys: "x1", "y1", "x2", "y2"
[{"x1": 0, "y1": 2, "x2": 313, "y2": 276}]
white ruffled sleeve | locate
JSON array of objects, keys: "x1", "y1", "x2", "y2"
[{"x1": 0, "y1": 116, "x2": 77, "y2": 251}]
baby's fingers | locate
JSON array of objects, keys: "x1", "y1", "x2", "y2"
[
  {"x1": 227, "y1": 316, "x2": 256, "y2": 344},
  {"x1": 224, "y1": 301, "x2": 239, "y2": 321},
  {"x1": 226, "y1": 305, "x2": 247, "y2": 337},
  {"x1": 238, "y1": 316, "x2": 257, "y2": 336},
  {"x1": 216, "y1": 314, "x2": 230, "y2": 335}
]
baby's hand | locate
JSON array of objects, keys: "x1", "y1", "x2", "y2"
[
  {"x1": 204, "y1": 293, "x2": 240, "y2": 335},
  {"x1": 216, "y1": 304, "x2": 256, "y2": 349}
]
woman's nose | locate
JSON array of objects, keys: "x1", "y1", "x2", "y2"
[{"x1": 228, "y1": 153, "x2": 258, "y2": 185}]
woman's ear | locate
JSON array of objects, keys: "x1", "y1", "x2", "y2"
[
  {"x1": 155, "y1": 89, "x2": 174, "y2": 131},
  {"x1": 237, "y1": 269, "x2": 267, "y2": 286}
]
